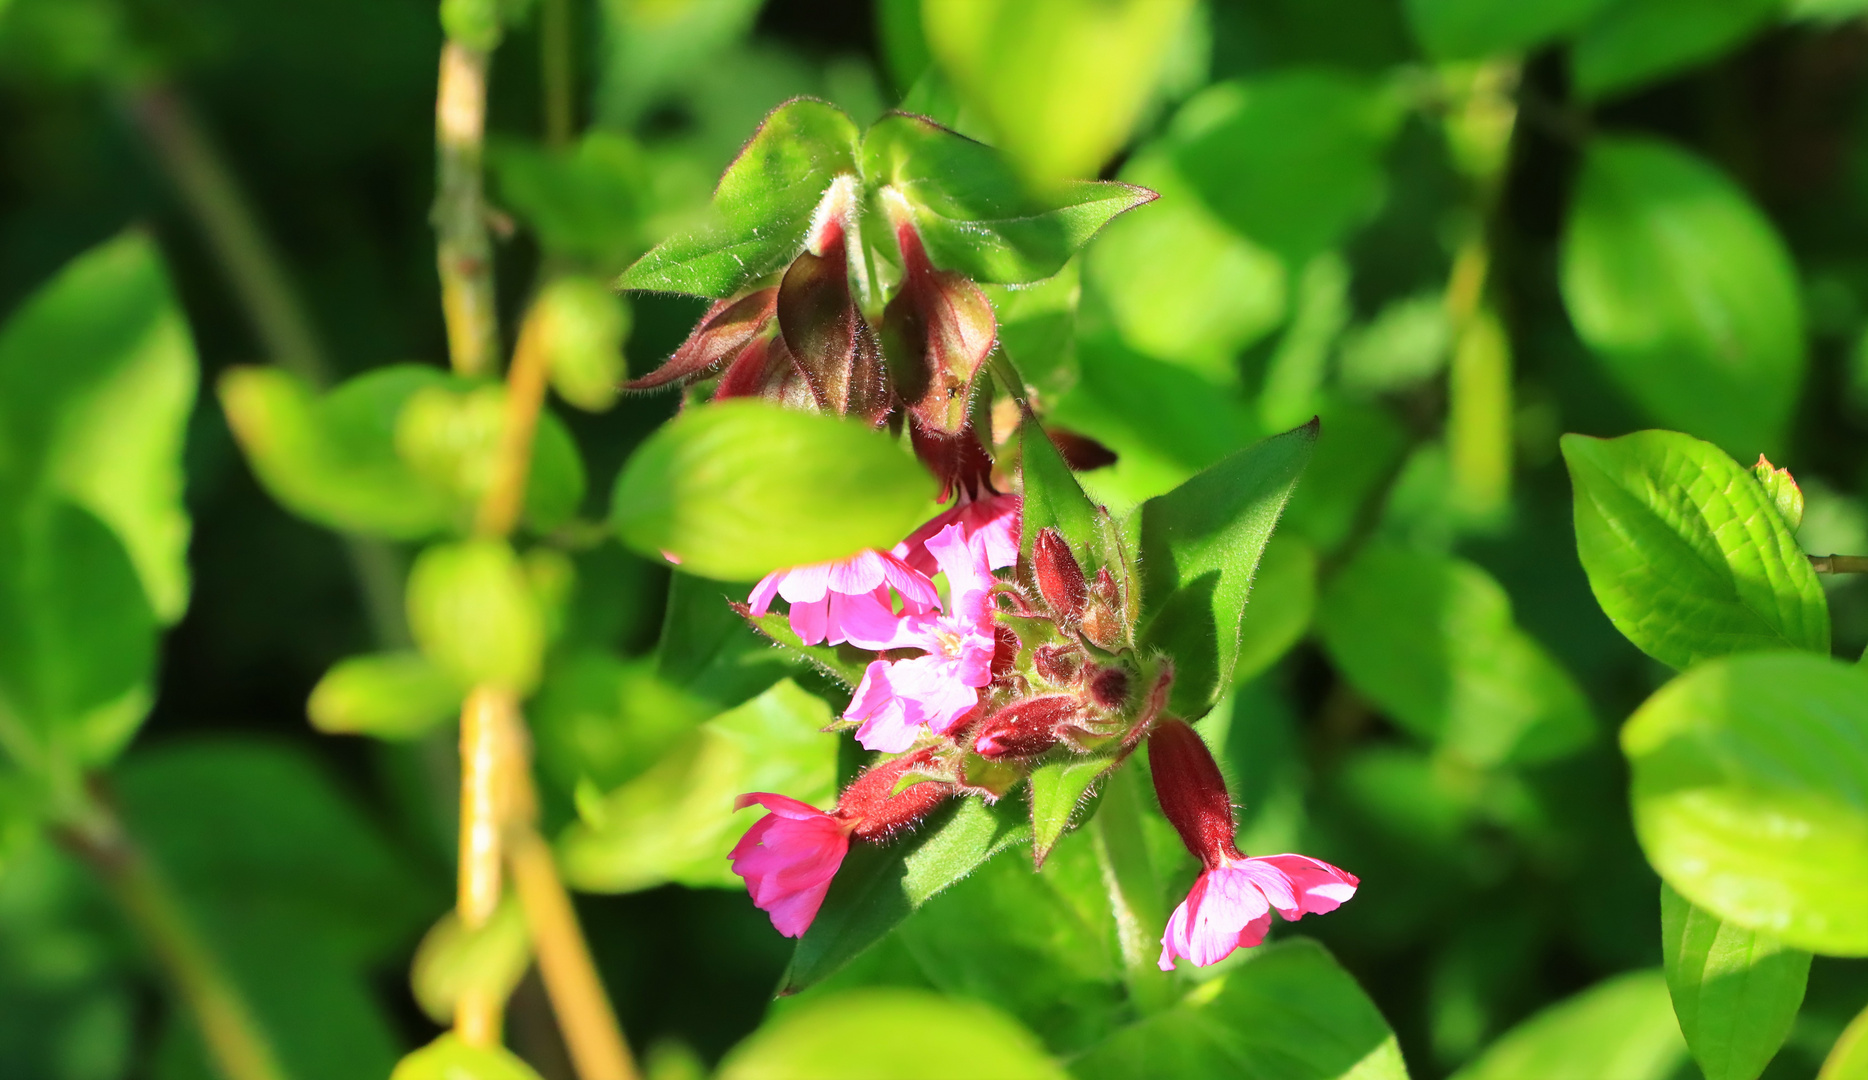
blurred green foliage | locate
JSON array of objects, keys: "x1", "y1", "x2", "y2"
[{"x1": 5, "y1": 0, "x2": 1868, "y2": 1078}]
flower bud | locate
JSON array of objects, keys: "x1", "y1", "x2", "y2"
[
  {"x1": 992, "y1": 624, "x2": 1019, "y2": 678},
  {"x1": 1081, "y1": 567, "x2": 1125, "y2": 649},
  {"x1": 879, "y1": 192, "x2": 996, "y2": 436},
  {"x1": 1148, "y1": 719, "x2": 1238, "y2": 869},
  {"x1": 1034, "y1": 527, "x2": 1087, "y2": 625},
  {"x1": 626, "y1": 288, "x2": 777, "y2": 391},
  {"x1": 1087, "y1": 666, "x2": 1129, "y2": 711},
  {"x1": 1033, "y1": 643, "x2": 1081, "y2": 685},
  {"x1": 973, "y1": 695, "x2": 1081, "y2": 758},
  {"x1": 778, "y1": 224, "x2": 891, "y2": 425},
  {"x1": 910, "y1": 421, "x2": 996, "y2": 503},
  {"x1": 835, "y1": 750, "x2": 954, "y2": 840}
]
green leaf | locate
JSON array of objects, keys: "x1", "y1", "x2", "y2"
[
  {"x1": 719, "y1": 988, "x2": 1069, "y2": 1080},
  {"x1": 920, "y1": 0, "x2": 1197, "y2": 184},
  {"x1": 653, "y1": 571, "x2": 793, "y2": 708},
  {"x1": 744, "y1": 608, "x2": 873, "y2": 688},
  {"x1": 307, "y1": 652, "x2": 463, "y2": 741},
  {"x1": 0, "y1": 232, "x2": 196, "y2": 624},
  {"x1": 1560, "y1": 138, "x2": 1804, "y2": 457},
  {"x1": 1028, "y1": 754, "x2": 1116, "y2": 865},
  {"x1": 610, "y1": 400, "x2": 936, "y2": 581},
  {"x1": 1820, "y1": 1002, "x2": 1868, "y2": 1079},
  {"x1": 1662, "y1": 882, "x2": 1810, "y2": 1080},
  {"x1": 557, "y1": 679, "x2": 838, "y2": 893},
  {"x1": 1403, "y1": 0, "x2": 1615, "y2": 59},
  {"x1": 410, "y1": 898, "x2": 531, "y2": 1025},
  {"x1": 1169, "y1": 72, "x2": 1401, "y2": 265},
  {"x1": 488, "y1": 133, "x2": 649, "y2": 273},
  {"x1": 1571, "y1": 0, "x2": 1777, "y2": 100},
  {"x1": 1137, "y1": 419, "x2": 1316, "y2": 717},
  {"x1": 392, "y1": 1035, "x2": 543, "y2": 1080},
  {"x1": 1073, "y1": 939, "x2": 1408, "y2": 1080},
  {"x1": 782, "y1": 795, "x2": 1032, "y2": 993},
  {"x1": 536, "y1": 274, "x2": 631, "y2": 412},
  {"x1": 1560, "y1": 430, "x2": 1828, "y2": 670},
  {"x1": 862, "y1": 112, "x2": 1156, "y2": 285},
  {"x1": 1316, "y1": 544, "x2": 1596, "y2": 768},
  {"x1": 1232, "y1": 535, "x2": 1317, "y2": 685},
  {"x1": 406, "y1": 540, "x2": 546, "y2": 694},
  {"x1": 530, "y1": 652, "x2": 717, "y2": 796},
  {"x1": 1450, "y1": 971, "x2": 1687, "y2": 1080},
  {"x1": 1623, "y1": 651, "x2": 1868, "y2": 956},
  {"x1": 1017, "y1": 408, "x2": 1102, "y2": 567},
  {"x1": 391, "y1": 379, "x2": 587, "y2": 534},
  {"x1": 618, "y1": 98, "x2": 860, "y2": 297}
]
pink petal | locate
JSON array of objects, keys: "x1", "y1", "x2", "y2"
[
  {"x1": 788, "y1": 596, "x2": 830, "y2": 646},
  {"x1": 1251, "y1": 854, "x2": 1359, "y2": 917},
  {"x1": 878, "y1": 555, "x2": 941, "y2": 613},
  {"x1": 748, "y1": 572, "x2": 782, "y2": 617},
  {"x1": 824, "y1": 551, "x2": 888, "y2": 596},
  {"x1": 775, "y1": 563, "x2": 832, "y2": 604},
  {"x1": 830, "y1": 589, "x2": 911, "y2": 650},
  {"x1": 1158, "y1": 867, "x2": 1273, "y2": 970},
  {"x1": 734, "y1": 792, "x2": 828, "y2": 820}
]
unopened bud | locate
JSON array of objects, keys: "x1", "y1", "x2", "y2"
[
  {"x1": 836, "y1": 750, "x2": 954, "y2": 840},
  {"x1": 626, "y1": 288, "x2": 777, "y2": 391},
  {"x1": 1087, "y1": 666, "x2": 1129, "y2": 711},
  {"x1": 992, "y1": 625, "x2": 1019, "y2": 678},
  {"x1": 1148, "y1": 719, "x2": 1238, "y2": 869},
  {"x1": 974, "y1": 695, "x2": 1081, "y2": 759},
  {"x1": 1033, "y1": 643, "x2": 1081, "y2": 685},
  {"x1": 1034, "y1": 528, "x2": 1087, "y2": 624}
]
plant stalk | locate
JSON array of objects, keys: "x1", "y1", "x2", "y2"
[
  {"x1": 62, "y1": 797, "x2": 290, "y2": 1080},
  {"x1": 540, "y1": 0, "x2": 576, "y2": 149},
  {"x1": 1810, "y1": 554, "x2": 1868, "y2": 574},
  {"x1": 1091, "y1": 765, "x2": 1175, "y2": 1014},
  {"x1": 435, "y1": 42, "x2": 500, "y2": 377}
]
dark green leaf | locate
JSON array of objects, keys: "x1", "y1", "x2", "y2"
[
  {"x1": 488, "y1": 133, "x2": 649, "y2": 273},
  {"x1": 1403, "y1": 0, "x2": 1614, "y2": 59},
  {"x1": 618, "y1": 99, "x2": 860, "y2": 297},
  {"x1": 1571, "y1": 0, "x2": 1776, "y2": 100},
  {"x1": 1016, "y1": 408, "x2": 1102, "y2": 568},
  {"x1": 1137, "y1": 420, "x2": 1316, "y2": 716},
  {"x1": 611, "y1": 400, "x2": 936, "y2": 581},
  {"x1": 1662, "y1": 882, "x2": 1810, "y2": 1080},
  {"x1": 1560, "y1": 138, "x2": 1804, "y2": 457},
  {"x1": 1561, "y1": 430, "x2": 1827, "y2": 670},
  {"x1": 530, "y1": 652, "x2": 716, "y2": 796},
  {"x1": 1820, "y1": 1003, "x2": 1868, "y2": 1079},
  {"x1": 862, "y1": 113, "x2": 1155, "y2": 285},
  {"x1": 1450, "y1": 971, "x2": 1686, "y2": 1080},
  {"x1": 720, "y1": 988, "x2": 1068, "y2": 1080},
  {"x1": 653, "y1": 571, "x2": 793, "y2": 708},
  {"x1": 1231, "y1": 535, "x2": 1317, "y2": 686},
  {"x1": 1316, "y1": 544, "x2": 1595, "y2": 768},
  {"x1": 1073, "y1": 939, "x2": 1408, "y2": 1080},
  {"x1": 1623, "y1": 652, "x2": 1868, "y2": 956},
  {"x1": 782, "y1": 795, "x2": 1032, "y2": 993}
]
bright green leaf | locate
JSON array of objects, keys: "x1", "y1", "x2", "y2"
[
  {"x1": 1560, "y1": 430, "x2": 1828, "y2": 670},
  {"x1": 410, "y1": 898, "x2": 532, "y2": 1026},
  {"x1": 1572, "y1": 0, "x2": 1777, "y2": 100},
  {"x1": 1403, "y1": 0, "x2": 1615, "y2": 59},
  {"x1": 1017, "y1": 408, "x2": 1102, "y2": 568},
  {"x1": 406, "y1": 540, "x2": 546, "y2": 694},
  {"x1": 1028, "y1": 755, "x2": 1116, "y2": 866},
  {"x1": 611, "y1": 400, "x2": 936, "y2": 581},
  {"x1": 392, "y1": 1034, "x2": 543, "y2": 1080},
  {"x1": 720, "y1": 988, "x2": 1068, "y2": 1080},
  {"x1": 557, "y1": 679, "x2": 838, "y2": 893},
  {"x1": 307, "y1": 652, "x2": 463, "y2": 741},
  {"x1": 1317, "y1": 544, "x2": 1596, "y2": 768},
  {"x1": 391, "y1": 380, "x2": 587, "y2": 534},
  {"x1": 1624, "y1": 652, "x2": 1868, "y2": 956},
  {"x1": 1820, "y1": 1002, "x2": 1868, "y2": 1079},
  {"x1": 617, "y1": 99, "x2": 860, "y2": 297},
  {"x1": 781, "y1": 795, "x2": 1032, "y2": 994},
  {"x1": 1137, "y1": 420, "x2": 1316, "y2": 717},
  {"x1": 1074, "y1": 938, "x2": 1408, "y2": 1080},
  {"x1": 530, "y1": 652, "x2": 717, "y2": 796},
  {"x1": 1232, "y1": 535, "x2": 1317, "y2": 685},
  {"x1": 1662, "y1": 882, "x2": 1810, "y2": 1080},
  {"x1": 537, "y1": 274, "x2": 631, "y2": 412},
  {"x1": 862, "y1": 112, "x2": 1156, "y2": 285},
  {"x1": 1560, "y1": 137, "x2": 1804, "y2": 457},
  {"x1": 1450, "y1": 970, "x2": 1687, "y2": 1080}
]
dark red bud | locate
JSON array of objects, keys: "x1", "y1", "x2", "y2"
[
  {"x1": 992, "y1": 624, "x2": 1019, "y2": 678},
  {"x1": 626, "y1": 288, "x2": 778, "y2": 391},
  {"x1": 1033, "y1": 643, "x2": 1081, "y2": 685},
  {"x1": 973, "y1": 695, "x2": 1081, "y2": 759},
  {"x1": 712, "y1": 335, "x2": 781, "y2": 400},
  {"x1": 1034, "y1": 528, "x2": 1087, "y2": 624},
  {"x1": 910, "y1": 420, "x2": 997, "y2": 504},
  {"x1": 1091, "y1": 567, "x2": 1119, "y2": 604},
  {"x1": 835, "y1": 749, "x2": 954, "y2": 840},
  {"x1": 778, "y1": 229, "x2": 892, "y2": 424},
  {"x1": 1148, "y1": 719, "x2": 1238, "y2": 869},
  {"x1": 1088, "y1": 666, "x2": 1129, "y2": 711}
]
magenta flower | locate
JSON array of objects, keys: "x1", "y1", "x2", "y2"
[
  {"x1": 895, "y1": 492, "x2": 1020, "y2": 575},
  {"x1": 845, "y1": 523, "x2": 1000, "y2": 752},
  {"x1": 727, "y1": 793, "x2": 853, "y2": 938},
  {"x1": 1158, "y1": 854, "x2": 1360, "y2": 970},
  {"x1": 748, "y1": 549, "x2": 939, "y2": 649}
]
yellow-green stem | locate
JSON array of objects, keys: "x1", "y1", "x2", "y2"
[
  {"x1": 540, "y1": 0, "x2": 576, "y2": 149},
  {"x1": 436, "y1": 42, "x2": 500, "y2": 377}
]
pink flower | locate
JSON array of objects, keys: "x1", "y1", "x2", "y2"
[
  {"x1": 895, "y1": 492, "x2": 1020, "y2": 575},
  {"x1": 845, "y1": 523, "x2": 1000, "y2": 751},
  {"x1": 727, "y1": 793, "x2": 853, "y2": 938},
  {"x1": 748, "y1": 549, "x2": 939, "y2": 649},
  {"x1": 1158, "y1": 854, "x2": 1360, "y2": 970}
]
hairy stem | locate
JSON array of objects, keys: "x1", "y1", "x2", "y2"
[
  {"x1": 436, "y1": 42, "x2": 500, "y2": 376},
  {"x1": 509, "y1": 828, "x2": 638, "y2": 1080},
  {"x1": 62, "y1": 797, "x2": 289, "y2": 1080},
  {"x1": 1092, "y1": 765, "x2": 1174, "y2": 1014}
]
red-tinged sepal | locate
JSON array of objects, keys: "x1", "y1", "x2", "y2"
[
  {"x1": 910, "y1": 420, "x2": 997, "y2": 503},
  {"x1": 836, "y1": 749, "x2": 954, "y2": 840},
  {"x1": 778, "y1": 177, "x2": 892, "y2": 424},
  {"x1": 879, "y1": 196, "x2": 997, "y2": 436},
  {"x1": 974, "y1": 694, "x2": 1082, "y2": 759},
  {"x1": 1148, "y1": 718, "x2": 1237, "y2": 870},
  {"x1": 626, "y1": 287, "x2": 778, "y2": 391},
  {"x1": 1033, "y1": 527, "x2": 1088, "y2": 625},
  {"x1": 1081, "y1": 567, "x2": 1126, "y2": 650}
]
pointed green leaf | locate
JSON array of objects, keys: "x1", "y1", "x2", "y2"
[
  {"x1": 1074, "y1": 939, "x2": 1408, "y2": 1080},
  {"x1": 611, "y1": 400, "x2": 937, "y2": 581},
  {"x1": 618, "y1": 98, "x2": 860, "y2": 297},
  {"x1": 1561, "y1": 430, "x2": 1828, "y2": 670},
  {"x1": 1231, "y1": 535, "x2": 1317, "y2": 686},
  {"x1": 1017, "y1": 408, "x2": 1101, "y2": 567},
  {"x1": 1624, "y1": 652, "x2": 1868, "y2": 956},
  {"x1": 781, "y1": 795, "x2": 1031, "y2": 993},
  {"x1": 1662, "y1": 883, "x2": 1810, "y2": 1080},
  {"x1": 1452, "y1": 971, "x2": 1686, "y2": 1080},
  {"x1": 1137, "y1": 420, "x2": 1316, "y2": 717},
  {"x1": 1820, "y1": 1002, "x2": 1868, "y2": 1079},
  {"x1": 1028, "y1": 754, "x2": 1116, "y2": 865},
  {"x1": 1560, "y1": 138, "x2": 1804, "y2": 457},
  {"x1": 862, "y1": 112, "x2": 1156, "y2": 285},
  {"x1": 406, "y1": 540, "x2": 546, "y2": 695}
]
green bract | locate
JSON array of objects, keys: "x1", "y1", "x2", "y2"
[
  {"x1": 1623, "y1": 652, "x2": 1868, "y2": 956},
  {"x1": 1561, "y1": 430, "x2": 1828, "y2": 670},
  {"x1": 610, "y1": 400, "x2": 936, "y2": 581}
]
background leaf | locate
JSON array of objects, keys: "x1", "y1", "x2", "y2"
[
  {"x1": 1450, "y1": 970, "x2": 1687, "y2": 1080},
  {"x1": 1571, "y1": 0, "x2": 1778, "y2": 100},
  {"x1": 720, "y1": 988, "x2": 1069, "y2": 1080},
  {"x1": 1662, "y1": 882, "x2": 1810, "y2": 1080},
  {"x1": 1560, "y1": 137, "x2": 1804, "y2": 457},
  {"x1": 1403, "y1": 0, "x2": 1616, "y2": 59},
  {"x1": 1561, "y1": 430, "x2": 1828, "y2": 670}
]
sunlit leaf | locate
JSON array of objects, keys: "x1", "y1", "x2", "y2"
[
  {"x1": 307, "y1": 652, "x2": 463, "y2": 741},
  {"x1": 1662, "y1": 883, "x2": 1809, "y2": 1080},
  {"x1": 1452, "y1": 970, "x2": 1686, "y2": 1080},
  {"x1": 719, "y1": 988, "x2": 1068, "y2": 1080}
]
